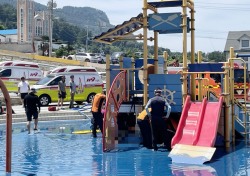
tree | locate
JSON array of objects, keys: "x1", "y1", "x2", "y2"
[
  {"x1": 0, "y1": 24, "x2": 5, "y2": 30},
  {"x1": 55, "y1": 46, "x2": 68, "y2": 58},
  {"x1": 207, "y1": 51, "x2": 226, "y2": 62}
]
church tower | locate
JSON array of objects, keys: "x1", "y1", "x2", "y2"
[{"x1": 17, "y1": 0, "x2": 34, "y2": 42}]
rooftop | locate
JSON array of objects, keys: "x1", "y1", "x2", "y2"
[{"x1": 0, "y1": 29, "x2": 17, "y2": 35}]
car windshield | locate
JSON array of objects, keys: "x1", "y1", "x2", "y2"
[{"x1": 35, "y1": 75, "x2": 55, "y2": 85}]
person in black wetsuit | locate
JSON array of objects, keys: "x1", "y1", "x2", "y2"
[
  {"x1": 24, "y1": 88, "x2": 41, "y2": 134},
  {"x1": 145, "y1": 88, "x2": 171, "y2": 151}
]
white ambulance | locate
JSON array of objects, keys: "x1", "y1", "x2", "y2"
[
  {"x1": 0, "y1": 61, "x2": 43, "y2": 92},
  {"x1": 31, "y1": 66, "x2": 104, "y2": 106}
]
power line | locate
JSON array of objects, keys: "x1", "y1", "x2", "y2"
[{"x1": 196, "y1": 2, "x2": 250, "y2": 6}]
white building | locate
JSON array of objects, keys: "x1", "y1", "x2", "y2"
[
  {"x1": 0, "y1": 29, "x2": 18, "y2": 43},
  {"x1": 224, "y1": 31, "x2": 250, "y2": 70},
  {"x1": 34, "y1": 11, "x2": 50, "y2": 38}
]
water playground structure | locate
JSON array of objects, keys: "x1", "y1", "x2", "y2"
[
  {"x1": 94, "y1": 0, "x2": 250, "y2": 164},
  {"x1": 2, "y1": 0, "x2": 250, "y2": 173}
]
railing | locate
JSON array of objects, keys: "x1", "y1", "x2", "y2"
[
  {"x1": 234, "y1": 98, "x2": 250, "y2": 139},
  {"x1": 0, "y1": 49, "x2": 81, "y2": 65},
  {"x1": 0, "y1": 78, "x2": 13, "y2": 173},
  {"x1": 103, "y1": 70, "x2": 127, "y2": 152}
]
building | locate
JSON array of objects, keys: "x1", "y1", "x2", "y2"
[
  {"x1": 0, "y1": 29, "x2": 18, "y2": 43},
  {"x1": 224, "y1": 31, "x2": 250, "y2": 69},
  {"x1": 34, "y1": 11, "x2": 50, "y2": 39},
  {"x1": 17, "y1": 0, "x2": 35, "y2": 42}
]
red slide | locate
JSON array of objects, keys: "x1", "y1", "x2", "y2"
[
  {"x1": 171, "y1": 96, "x2": 223, "y2": 148},
  {"x1": 171, "y1": 96, "x2": 207, "y2": 147},
  {"x1": 194, "y1": 96, "x2": 223, "y2": 147}
]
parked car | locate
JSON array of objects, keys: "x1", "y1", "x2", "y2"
[
  {"x1": 111, "y1": 52, "x2": 125, "y2": 64},
  {"x1": 67, "y1": 52, "x2": 97, "y2": 62},
  {"x1": 95, "y1": 54, "x2": 106, "y2": 64}
]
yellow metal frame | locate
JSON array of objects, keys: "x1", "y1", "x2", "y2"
[
  {"x1": 228, "y1": 47, "x2": 248, "y2": 144},
  {"x1": 141, "y1": 0, "x2": 195, "y2": 106}
]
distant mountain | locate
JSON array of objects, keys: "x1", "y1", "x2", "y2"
[
  {"x1": 54, "y1": 6, "x2": 112, "y2": 34},
  {"x1": 0, "y1": 0, "x2": 112, "y2": 35}
]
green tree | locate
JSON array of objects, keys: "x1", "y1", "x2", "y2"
[
  {"x1": 207, "y1": 51, "x2": 226, "y2": 62},
  {"x1": 0, "y1": 24, "x2": 5, "y2": 30},
  {"x1": 55, "y1": 46, "x2": 68, "y2": 58},
  {"x1": 0, "y1": 4, "x2": 17, "y2": 29}
]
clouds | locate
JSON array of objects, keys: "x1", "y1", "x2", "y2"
[{"x1": 36, "y1": 0, "x2": 250, "y2": 52}]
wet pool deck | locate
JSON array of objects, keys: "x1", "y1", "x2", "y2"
[{"x1": 0, "y1": 104, "x2": 91, "y2": 124}]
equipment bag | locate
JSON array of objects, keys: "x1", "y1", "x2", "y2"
[{"x1": 48, "y1": 106, "x2": 57, "y2": 111}]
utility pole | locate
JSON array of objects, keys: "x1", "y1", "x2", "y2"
[
  {"x1": 47, "y1": 0, "x2": 57, "y2": 57},
  {"x1": 86, "y1": 26, "x2": 88, "y2": 52}
]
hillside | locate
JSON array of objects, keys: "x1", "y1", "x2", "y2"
[{"x1": 0, "y1": 0, "x2": 112, "y2": 35}]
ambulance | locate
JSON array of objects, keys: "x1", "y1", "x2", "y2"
[
  {"x1": 0, "y1": 61, "x2": 43, "y2": 92},
  {"x1": 31, "y1": 66, "x2": 104, "y2": 106}
]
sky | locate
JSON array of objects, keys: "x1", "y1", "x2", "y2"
[{"x1": 36, "y1": 0, "x2": 250, "y2": 53}]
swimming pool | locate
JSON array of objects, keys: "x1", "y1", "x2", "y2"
[{"x1": 0, "y1": 120, "x2": 249, "y2": 175}]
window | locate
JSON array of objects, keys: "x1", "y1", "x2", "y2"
[
  {"x1": 241, "y1": 40, "x2": 249, "y2": 48},
  {"x1": 234, "y1": 69, "x2": 249, "y2": 83},
  {"x1": 77, "y1": 53, "x2": 87, "y2": 56},
  {"x1": 36, "y1": 75, "x2": 55, "y2": 85},
  {"x1": 48, "y1": 76, "x2": 62, "y2": 86},
  {"x1": 0, "y1": 69, "x2": 11, "y2": 77}
]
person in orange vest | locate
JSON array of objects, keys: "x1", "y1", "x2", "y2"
[{"x1": 91, "y1": 92, "x2": 106, "y2": 138}]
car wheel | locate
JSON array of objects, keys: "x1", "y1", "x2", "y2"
[
  {"x1": 39, "y1": 94, "x2": 50, "y2": 106},
  {"x1": 85, "y1": 59, "x2": 90, "y2": 62},
  {"x1": 68, "y1": 57, "x2": 72, "y2": 60},
  {"x1": 101, "y1": 59, "x2": 105, "y2": 64},
  {"x1": 75, "y1": 101, "x2": 83, "y2": 105},
  {"x1": 87, "y1": 93, "x2": 96, "y2": 103}
]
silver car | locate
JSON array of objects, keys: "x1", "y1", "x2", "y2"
[
  {"x1": 95, "y1": 54, "x2": 106, "y2": 64},
  {"x1": 67, "y1": 52, "x2": 97, "y2": 62}
]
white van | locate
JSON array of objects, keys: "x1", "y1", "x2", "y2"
[
  {"x1": 0, "y1": 61, "x2": 43, "y2": 92},
  {"x1": 32, "y1": 66, "x2": 104, "y2": 106}
]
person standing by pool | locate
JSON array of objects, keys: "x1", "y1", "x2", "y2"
[
  {"x1": 91, "y1": 92, "x2": 106, "y2": 138},
  {"x1": 145, "y1": 88, "x2": 171, "y2": 151},
  {"x1": 69, "y1": 75, "x2": 77, "y2": 109},
  {"x1": 58, "y1": 76, "x2": 66, "y2": 110},
  {"x1": 18, "y1": 76, "x2": 30, "y2": 107},
  {"x1": 24, "y1": 88, "x2": 40, "y2": 134}
]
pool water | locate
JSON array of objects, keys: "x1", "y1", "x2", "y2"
[{"x1": 0, "y1": 120, "x2": 250, "y2": 176}]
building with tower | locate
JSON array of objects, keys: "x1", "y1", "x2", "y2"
[
  {"x1": 17, "y1": 0, "x2": 35, "y2": 42},
  {"x1": 17, "y1": 0, "x2": 50, "y2": 43}
]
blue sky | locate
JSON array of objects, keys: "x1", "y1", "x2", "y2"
[{"x1": 36, "y1": 0, "x2": 250, "y2": 53}]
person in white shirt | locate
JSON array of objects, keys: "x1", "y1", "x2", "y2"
[{"x1": 18, "y1": 77, "x2": 30, "y2": 107}]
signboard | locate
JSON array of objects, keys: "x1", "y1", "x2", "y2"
[{"x1": 148, "y1": 13, "x2": 190, "y2": 34}]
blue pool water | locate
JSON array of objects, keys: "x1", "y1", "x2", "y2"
[{"x1": 0, "y1": 120, "x2": 249, "y2": 175}]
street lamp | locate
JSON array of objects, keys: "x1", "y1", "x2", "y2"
[{"x1": 47, "y1": 0, "x2": 57, "y2": 57}]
